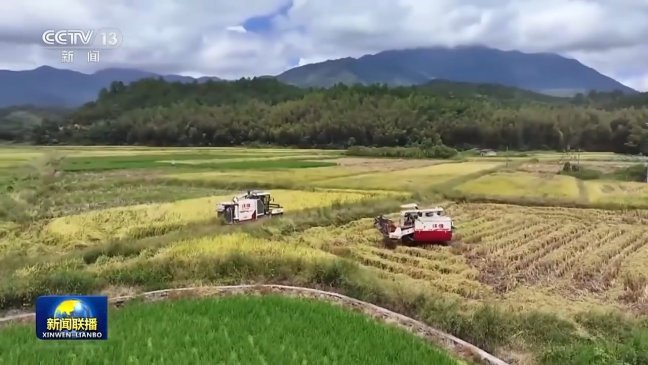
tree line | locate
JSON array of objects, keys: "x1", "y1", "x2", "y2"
[{"x1": 16, "y1": 78, "x2": 648, "y2": 154}]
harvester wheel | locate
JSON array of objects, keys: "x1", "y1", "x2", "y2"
[{"x1": 401, "y1": 234, "x2": 415, "y2": 246}]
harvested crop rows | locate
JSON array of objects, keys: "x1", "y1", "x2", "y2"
[
  {"x1": 451, "y1": 204, "x2": 648, "y2": 297},
  {"x1": 308, "y1": 203, "x2": 648, "y2": 310},
  {"x1": 2, "y1": 147, "x2": 648, "y2": 365}
]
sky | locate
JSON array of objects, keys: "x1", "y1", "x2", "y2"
[{"x1": 1, "y1": 0, "x2": 647, "y2": 91}]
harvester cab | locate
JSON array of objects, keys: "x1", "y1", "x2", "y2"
[
  {"x1": 374, "y1": 203, "x2": 454, "y2": 248},
  {"x1": 216, "y1": 190, "x2": 284, "y2": 224}
]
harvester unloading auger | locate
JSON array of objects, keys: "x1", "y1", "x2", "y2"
[
  {"x1": 216, "y1": 190, "x2": 284, "y2": 224},
  {"x1": 374, "y1": 203, "x2": 454, "y2": 248}
]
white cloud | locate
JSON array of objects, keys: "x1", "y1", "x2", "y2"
[
  {"x1": 620, "y1": 74, "x2": 648, "y2": 92},
  {"x1": 226, "y1": 25, "x2": 247, "y2": 33},
  {"x1": 0, "y1": 0, "x2": 646, "y2": 90}
]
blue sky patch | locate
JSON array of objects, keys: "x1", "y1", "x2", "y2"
[{"x1": 242, "y1": 1, "x2": 293, "y2": 34}]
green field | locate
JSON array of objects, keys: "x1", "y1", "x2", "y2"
[
  {"x1": 0, "y1": 296, "x2": 459, "y2": 365},
  {"x1": 1, "y1": 146, "x2": 647, "y2": 365}
]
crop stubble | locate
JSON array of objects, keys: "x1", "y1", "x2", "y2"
[{"x1": 306, "y1": 203, "x2": 648, "y2": 311}]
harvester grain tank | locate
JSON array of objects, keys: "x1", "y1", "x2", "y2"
[{"x1": 374, "y1": 203, "x2": 454, "y2": 248}]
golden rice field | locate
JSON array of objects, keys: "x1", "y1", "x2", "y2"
[
  {"x1": 157, "y1": 154, "x2": 328, "y2": 165},
  {"x1": 159, "y1": 232, "x2": 333, "y2": 262},
  {"x1": 166, "y1": 167, "x2": 365, "y2": 186},
  {"x1": 455, "y1": 171, "x2": 648, "y2": 208},
  {"x1": 584, "y1": 180, "x2": 648, "y2": 207},
  {"x1": 311, "y1": 161, "x2": 501, "y2": 191},
  {"x1": 296, "y1": 202, "x2": 648, "y2": 314},
  {"x1": 85, "y1": 231, "x2": 337, "y2": 279},
  {"x1": 44, "y1": 189, "x2": 397, "y2": 247},
  {"x1": 77, "y1": 199, "x2": 648, "y2": 314},
  {"x1": 2, "y1": 147, "x2": 648, "y2": 365},
  {"x1": 453, "y1": 172, "x2": 582, "y2": 202},
  {"x1": 1, "y1": 147, "x2": 647, "y2": 313}
]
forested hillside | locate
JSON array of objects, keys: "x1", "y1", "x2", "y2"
[
  {"x1": 0, "y1": 105, "x2": 69, "y2": 141},
  {"x1": 24, "y1": 78, "x2": 648, "y2": 154}
]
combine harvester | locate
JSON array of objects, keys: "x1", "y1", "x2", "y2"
[
  {"x1": 374, "y1": 203, "x2": 454, "y2": 248},
  {"x1": 216, "y1": 190, "x2": 284, "y2": 224}
]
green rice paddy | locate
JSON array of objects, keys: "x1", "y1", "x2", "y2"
[{"x1": 0, "y1": 296, "x2": 460, "y2": 365}]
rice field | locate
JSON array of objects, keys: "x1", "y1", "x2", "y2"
[
  {"x1": 44, "y1": 189, "x2": 392, "y2": 246},
  {"x1": 306, "y1": 202, "x2": 648, "y2": 313},
  {"x1": 584, "y1": 180, "x2": 648, "y2": 207},
  {"x1": 312, "y1": 161, "x2": 501, "y2": 191},
  {"x1": 166, "y1": 167, "x2": 366, "y2": 187},
  {"x1": 453, "y1": 172, "x2": 582, "y2": 202},
  {"x1": 1, "y1": 146, "x2": 648, "y2": 365},
  {"x1": 453, "y1": 170, "x2": 648, "y2": 208},
  {"x1": 157, "y1": 232, "x2": 332, "y2": 262},
  {"x1": 0, "y1": 296, "x2": 460, "y2": 365}
]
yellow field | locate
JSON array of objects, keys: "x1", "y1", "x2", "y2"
[
  {"x1": 166, "y1": 167, "x2": 367, "y2": 186},
  {"x1": 2, "y1": 145, "x2": 648, "y2": 365},
  {"x1": 157, "y1": 154, "x2": 328, "y2": 165},
  {"x1": 158, "y1": 232, "x2": 332, "y2": 262},
  {"x1": 2, "y1": 148, "x2": 647, "y2": 308},
  {"x1": 87, "y1": 231, "x2": 334, "y2": 276},
  {"x1": 313, "y1": 162, "x2": 501, "y2": 191},
  {"x1": 45, "y1": 189, "x2": 391, "y2": 246},
  {"x1": 0, "y1": 151, "x2": 46, "y2": 168},
  {"x1": 454, "y1": 172, "x2": 581, "y2": 202},
  {"x1": 584, "y1": 180, "x2": 648, "y2": 207},
  {"x1": 302, "y1": 202, "x2": 648, "y2": 313}
]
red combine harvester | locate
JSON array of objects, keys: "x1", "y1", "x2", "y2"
[
  {"x1": 374, "y1": 203, "x2": 454, "y2": 248},
  {"x1": 216, "y1": 190, "x2": 284, "y2": 224}
]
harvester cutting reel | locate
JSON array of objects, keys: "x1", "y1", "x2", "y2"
[{"x1": 374, "y1": 215, "x2": 410, "y2": 248}]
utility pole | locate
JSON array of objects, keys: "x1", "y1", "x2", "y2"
[{"x1": 576, "y1": 149, "x2": 581, "y2": 169}]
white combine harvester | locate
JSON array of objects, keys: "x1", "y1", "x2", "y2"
[
  {"x1": 216, "y1": 190, "x2": 284, "y2": 224},
  {"x1": 374, "y1": 203, "x2": 454, "y2": 248}
]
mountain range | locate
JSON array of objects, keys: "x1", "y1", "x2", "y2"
[
  {"x1": 277, "y1": 46, "x2": 636, "y2": 96},
  {"x1": 0, "y1": 46, "x2": 637, "y2": 107},
  {"x1": 0, "y1": 67, "x2": 222, "y2": 108}
]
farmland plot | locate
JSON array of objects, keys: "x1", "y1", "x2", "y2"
[
  {"x1": 0, "y1": 296, "x2": 459, "y2": 365},
  {"x1": 313, "y1": 162, "x2": 501, "y2": 191},
  {"x1": 44, "y1": 189, "x2": 394, "y2": 246},
  {"x1": 584, "y1": 180, "x2": 648, "y2": 207},
  {"x1": 443, "y1": 203, "x2": 648, "y2": 309},
  {"x1": 308, "y1": 203, "x2": 648, "y2": 313},
  {"x1": 454, "y1": 172, "x2": 582, "y2": 202},
  {"x1": 163, "y1": 158, "x2": 447, "y2": 189}
]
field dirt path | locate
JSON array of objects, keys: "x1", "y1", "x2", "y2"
[{"x1": 0, "y1": 284, "x2": 509, "y2": 365}]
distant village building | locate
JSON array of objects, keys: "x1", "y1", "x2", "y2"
[{"x1": 479, "y1": 149, "x2": 497, "y2": 157}]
